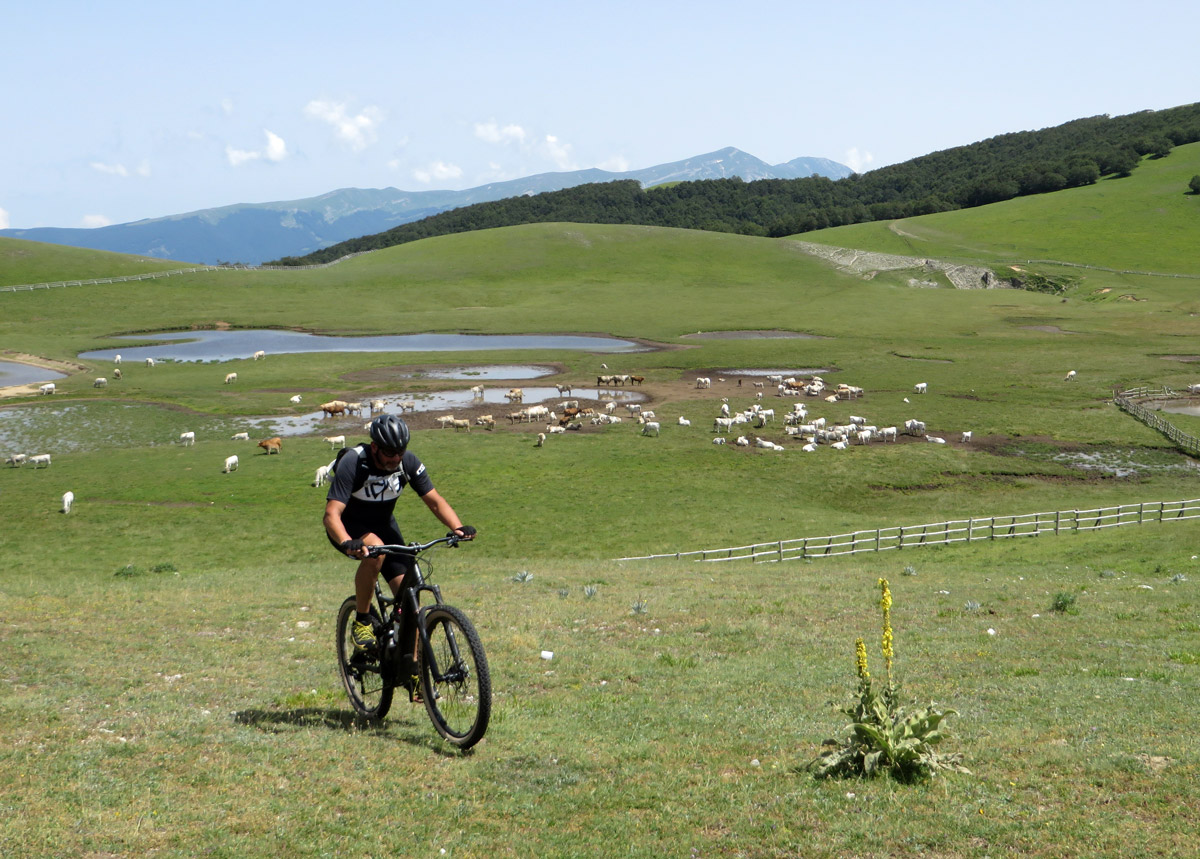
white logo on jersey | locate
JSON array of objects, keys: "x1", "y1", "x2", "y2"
[{"x1": 352, "y1": 470, "x2": 405, "y2": 503}]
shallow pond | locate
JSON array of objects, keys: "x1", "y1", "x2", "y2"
[
  {"x1": 79, "y1": 330, "x2": 643, "y2": 363},
  {"x1": 1159, "y1": 401, "x2": 1200, "y2": 418},
  {"x1": 0, "y1": 361, "x2": 67, "y2": 386},
  {"x1": 0, "y1": 386, "x2": 648, "y2": 452}
]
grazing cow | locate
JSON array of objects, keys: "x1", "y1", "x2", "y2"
[
  {"x1": 93, "y1": 377, "x2": 107, "y2": 388},
  {"x1": 320, "y1": 401, "x2": 346, "y2": 417},
  {"x1": 535, "y1": 432, "x2": 546, "y2": 447},
  {"x1": 231, "y1": 432, "x2": 250, "y2": 441},
  {"x1": 257, "y1": 437, "x2": 282, "y2": 455},
  {"x1": 179, "y1": 431, "x2": 195, "y2": 446},
  {"x1": 224, "y1": 372, "x2": 238, "y2": 384},
  {"x1": 914, "y1": 382, "x2": 928, "y2": 394},
  {"x1": 641, "y1": 421, "x2": 660, "y2": 437},
  {"x1": 290, "y1": 395, "x2": 302, "y2": 403},
  {"x1": 253, "y1": 350, "x2": 266, "y2": 360},
  {"x1": 1064, "y1": 370, "x2": 1077, "y2": 381},
  {"x1": 114, "y1": 354, "x2": 122, "y2": 365},
  {"x1": 146, "y1": 358, "x2": 155, "y2": 367},
  {"x1": 112, "y1": 368, "x2": 122, "y2": 380},
  {"x1": 312, "y1": 464, "x2": 331, "y2": 487},
  {"x1": 223, "y1": 455, "x2": 239, "y2": 473},
  {"x1": 61, "y1": 491, "x2": 75, "y2": 514}
]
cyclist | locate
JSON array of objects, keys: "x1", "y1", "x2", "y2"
[{"x1": 324, "y1": 413, "x2": 475, "y2": 654}]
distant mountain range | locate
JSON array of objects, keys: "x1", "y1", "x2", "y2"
[{"x1": 0, "y1": 148, "x2": 851, "y2": 265}]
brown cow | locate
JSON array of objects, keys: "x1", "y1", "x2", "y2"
[
  {"x1": 320, "y1": 401, "x2": 346, "y2": 417},
  {"x1": 258, "y1": 437, "x2": 282, "y2": 455}
]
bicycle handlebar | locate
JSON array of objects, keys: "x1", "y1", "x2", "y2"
[{"x1": 365, "y1": 533, "x2": 470, "y2": 557}]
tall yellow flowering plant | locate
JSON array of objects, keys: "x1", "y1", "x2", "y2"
[{"x1": 811, "y1": 578, "x2": 969, "y2": 782}]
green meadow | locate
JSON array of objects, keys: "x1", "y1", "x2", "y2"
[{"x1": 1, "y1": 144, "x2": 1198, "y2": 857}]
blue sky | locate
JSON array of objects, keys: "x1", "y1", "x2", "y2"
[{"x1": 2, "y1": 0, "x2": 1197, "y2": 230}]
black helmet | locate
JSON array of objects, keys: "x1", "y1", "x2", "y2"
[{"x1": 369, "y1": 414, "x2": 410, "y2": 453}]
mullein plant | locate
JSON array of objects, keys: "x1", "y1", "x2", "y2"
[{"x1": 811, "y1": 578, "x2": 969, "y2": 782}]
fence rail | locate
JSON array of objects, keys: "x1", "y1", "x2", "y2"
[
  {"x1": 1113, "y1": 386, "x2": 1200, "y2": 456},
  {"x1": 0, "y1": 253, "x2": 366, "y2": 293},
  {"x1": 615, "y1": 497, "x2": 1200, "y2": 563}
]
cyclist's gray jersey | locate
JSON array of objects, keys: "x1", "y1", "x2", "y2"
[{"x1": 326, "y1": 445, "x2": 433, "y2": 522}]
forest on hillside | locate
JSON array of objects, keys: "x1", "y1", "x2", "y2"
[{"x1": 271, "y1": 104, "x2": 1200, "y2": 266}]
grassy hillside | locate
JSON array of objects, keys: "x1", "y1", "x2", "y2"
[
  {"x1": 802, "y1": 142, "x2": 1200, "y2": 275},
  {"x1": 0, "y1": 236, "x2": 190, "y2": 286}
]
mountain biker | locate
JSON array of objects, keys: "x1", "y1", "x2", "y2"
[{"x1": 324, "y1": 413, "x2": 475, "y2": 654}]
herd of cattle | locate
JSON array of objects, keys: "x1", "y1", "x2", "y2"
[{"x1": 9, "y1": 345, "x2": 1095, "y2": 514}]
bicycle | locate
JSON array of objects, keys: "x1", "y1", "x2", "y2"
[{"x1": 334, "y1": 534, "x2": 491, "y2": 749}]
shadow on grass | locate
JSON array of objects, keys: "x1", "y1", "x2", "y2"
[{"x1": 232, "y1": 707, "x2": 469, "y2": 756}]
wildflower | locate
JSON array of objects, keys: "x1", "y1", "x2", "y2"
[
  {"x1": 855, "y1": 638, "x2": 870, "y2": 681},
  {"x1": 879, "y1": 578, "x2": 894, "y2": 682}
]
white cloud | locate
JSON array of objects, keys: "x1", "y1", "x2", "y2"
[
  {"x1": 264, "y1": 131, "x2": 287, "y2": 162},
  {"x1": 0, "y1": 206, "x2": 9, "y2": 229},
  {"x1": 91, "y1": 162, "x2": 129, "y2": 177},
  {"x1": 475, "y1": 121, "x2": 527, "y2": 145},
  {"x1": 412, "y1": 161, "x2": 464, "y2": 184},
  {"x1": 91, "y1": 160, "x2": 152, "y2": 178},
  {"x1": 597, "y1": 155, "x2": 630, "y2": 173},
  {"x1": 844, "y1": 147, "x2": 875, "y2": 173},
  {"x1": 543, "y1": 134, "x2": 576, "y2": 170},
  {"x1": 81, "y1": 214, "x2": 113, "y2": 228},
  {"x1": 226, "y1": 130, "x2": 289, "y2": 167},
  {"x1": 304, "y1": 100, "x2": 383, "y2": 151}
]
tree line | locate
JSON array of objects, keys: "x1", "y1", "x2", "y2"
[{"x1": 270, "y1": 104, "x2": 1200, "y2": 266}]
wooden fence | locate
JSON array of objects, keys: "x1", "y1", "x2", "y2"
[
  {"x1": 0, "y1": 253, "x2": 365, "y2": 293},
  {"x1": 1113, "y1": 386, "x2": 1200, "y2": 456},
  {"x1": 615, "y1": 497, "x2": 1200, "y2": 564}
]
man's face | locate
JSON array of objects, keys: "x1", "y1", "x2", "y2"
[{"x1": 370, "y1": 442, "x2": 403, "y2": 473}]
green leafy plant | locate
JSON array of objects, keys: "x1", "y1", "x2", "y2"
[
  {"x1": 510, "y1": 570, "x2": 534, "y2": 583},
  {"x1": 631, "y1": 599, "x2": 648, "y2": 615},
  {"x1": 584, "y1": 584, "x2": 599, "y2": 599},
  {"x1": 810, "y1": 578, "x2": 969, "y2": 782},
  {"x1": 1051, "y1": 592, "x2": 1077, "y2": 613}
]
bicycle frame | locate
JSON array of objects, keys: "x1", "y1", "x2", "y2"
[{"x1": 368, "y1": 536, "x2": 469, "y2": 691}]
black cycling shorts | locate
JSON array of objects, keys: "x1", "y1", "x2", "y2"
[{"x1": 327, "y1": 517, "x2": 416, "y2": 583}]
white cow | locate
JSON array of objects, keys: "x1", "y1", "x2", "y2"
[
  {"x1": 223, "y1": 455, "x2": 239, "y2": 473},
  {"x1": 62, "y1": 491, "x2": 75, "y2": 514},
  {"x1": 312, "y1": 464, "x2": 331, "y2": 487},
  {"x1": 146, "y1": 358, "x2": 156, "y2": 367},
  {"x1": 93, "y1": 377, "x2": 107, "y2": 388},
  {"x1": 914, "y1": 382, "x2": 928, "y2": 394},
  {"x1": 324, "y1": 435, "x2": 346, "y2": 449},
  {"x1": 231, "y1": 432, "x2": 250, "y2": 441},
  {"x1": 114, "y1": 354, "x2": 122, "y2": 365},
  {"x1": 641, "y1": 421, "x2": 661, "y2": 437},
  {"x1": 39, "y1": 383, "x2": 55, "y2": 395},
  {"x1": 29, "y1": 454, "x2": 52, "y2": 467},
  {"x1": 180, "y1": 431, "x2": 196, "y2": 446},
  {"x1": 253, "y1": 350, "x2": 266, "y2": 360},
  {"x1": 290, "y1": 395, "x2": 302, "y2": 404},
  {"x1": 1064, "y1": 370, "x2": 1076, "y2": 381},
  {"x1": 224, "y1": 372, "x2": 238, "y2": 384}
]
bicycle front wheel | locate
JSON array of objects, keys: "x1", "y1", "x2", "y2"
[
  {"x1": 336, "y1": 597, "x2": 393, "y2": 720},
  {"x1": 419, "y1": 605, "x2": 491, "y2": 749}
]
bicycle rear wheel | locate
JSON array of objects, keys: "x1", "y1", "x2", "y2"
[
  {"x1": 419, "y1": 605, "x2": 491, "y2": 749},
  {"x1": 336, "y1": 597, "x2": 393, "y2": 719}
]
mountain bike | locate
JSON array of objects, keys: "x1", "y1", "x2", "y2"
[{"x1": 334, "y1": 534, "x2": 491, "y2": 749}]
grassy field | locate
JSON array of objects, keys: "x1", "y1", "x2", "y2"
[{"x1": 2, "y1": 143, "x2": 1199, "y2": 857}]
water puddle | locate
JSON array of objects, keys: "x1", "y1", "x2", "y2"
[
  {"x1": 0, "y1": 360, "x2": 68, "y2": 386},
  {"x1": 714, "y1": 368, "x2": 835, "y2": 377},
  {"x1": 79, "y1": 330, "x2": 643, "y2": 362}
]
